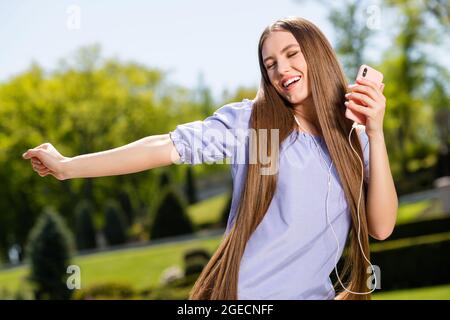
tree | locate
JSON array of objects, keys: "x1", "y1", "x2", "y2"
[
  {"x1": 150, "y1": 189, "x2": 194, "y2": 240},
  {"x1": 26, "y1": 207, "x2": 74, "y2": 300},
  {"x1": 74, "y1": 200, "x2": 97, "y2": 251},
  {"x1": 379, "y1": 0, "x2": 449, "y2": 192},
  {"x1": 103, "y1": 200, "x2": 127, "y2": 246},
  {"x1": 184, "y1": 166, "x2": 198, "y2": 205}
]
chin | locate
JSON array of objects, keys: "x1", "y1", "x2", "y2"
[{"x1": 286, "y1": 94, "x2": 309, "y2": 106}]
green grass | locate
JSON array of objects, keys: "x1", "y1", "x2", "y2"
[
  {"x1": 0, "y1": 235, "x2": 223, "y2": 294},
  {"x1": 373, "y1": 283, "x2": 450, "y2": 300},
  {"x1": 0, "y1": 192, "x2": 229, "y2": 296},
  {"x1": 1, "y1": 193, "x2": 447, "y2": 299},
  {"x1": 396, "y1": 198, "x2": 445, "y2": 225},
  {"x1": 396, "y1": 199, "x2": 431, "y2": 224},
  {"x1": 186, "y1": 192, "x2": 228, "y2": 227},
  {"x1": 370, "y1": 231, "x2": 450, "y2": 252}
]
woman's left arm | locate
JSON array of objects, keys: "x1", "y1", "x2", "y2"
[{"x1": 345, "y1": 77, "x2": 398, "y2": 240}]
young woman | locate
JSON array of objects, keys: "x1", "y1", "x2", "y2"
[{"x1": 22, "y1": 17, "x2": 398, "y2": 300}]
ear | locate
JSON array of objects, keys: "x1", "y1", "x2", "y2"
[{"x1": 380, "y1": 83, "x2": 385, "y2": 92}]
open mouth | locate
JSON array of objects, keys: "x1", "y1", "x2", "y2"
[{"x1": 282, "y1": 76, "x2": 302, "y2": 91}]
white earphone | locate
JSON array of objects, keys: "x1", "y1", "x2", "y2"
[{"x1": 293, "y1": 115, "x2": 377, "y2": 295}]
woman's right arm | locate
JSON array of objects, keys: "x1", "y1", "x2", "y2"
[{"x1": 22, "y1": 134, "x2": 181, "y2": 180}]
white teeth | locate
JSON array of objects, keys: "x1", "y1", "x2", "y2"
[{"x1": 282, "y1": 76, "x2": 301, "y2": 88}]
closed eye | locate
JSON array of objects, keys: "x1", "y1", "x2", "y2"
[
  {"x1": 266, "y1": 52, "x2": 298, "y2": 69},
  {"x1": 266, "y1": 62, "x2": 276, "y2": 70}
]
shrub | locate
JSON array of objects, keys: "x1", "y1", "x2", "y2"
[
  {"x1": 183, "y1": 248, "x2": 211, "y2": 277},
  {"x1": 74, "y1": 200, "x2": 97, "y2": 251},
  {"x1": 103, "y1": 200, "x2": 127, "y2": 246},
  {"x1": 26, "y1": 207, "x2": 75, "y2": 300},
  {"x1": 73, "y1": 282, "x2": 136, "y2": 300},
  {"x1": 185, "y1": 166, "x2": 198, "y2": 205},
  {"x1": 150, "y1": 190, "x2": 194, "y2": 240}
]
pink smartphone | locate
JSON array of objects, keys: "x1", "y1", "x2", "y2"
[{"x1": 345, "y1": 64, "x2": 384, "y2": 126}]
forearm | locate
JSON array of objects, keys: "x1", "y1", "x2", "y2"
[
  {"x1": 366, "y1": 132, "x2": 398, "y2": 240},
  {"x1": 62, "y1": 134, "x2": 178, "y2": 179}
]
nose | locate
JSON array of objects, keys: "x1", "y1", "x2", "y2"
[{"x1": 276, "y1": 59, "x2": 292, "y2": 76}]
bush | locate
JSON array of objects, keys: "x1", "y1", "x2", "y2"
[
  {"x1": 26, "y1": 207, "x2": 75, "y2": 300},
  {"x1": 74, "y1": 200, "x2": 97, "y2": 251},
  {"x1": 183, "y1": 248, "x2": 211, "y2": 277},
  {"x1": 150, "y1": 190, "x2": 194, "y2": 240},
  {"x1": 150, "y1": 275, "x2": 199, "y2": 300},
  {"x1": 185, "y1": 166, "x2": 198, "y2": 205},
  {"x1": 73, "y1": 282, "x2": 136, "y2": 300},
  {"x1": 103, "y1": 199, "x2": 127, "y2": 246}
]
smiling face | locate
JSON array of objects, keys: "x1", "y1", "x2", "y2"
[{"x1": 261, "y1": 31, "x2": 311, "y2": 107}]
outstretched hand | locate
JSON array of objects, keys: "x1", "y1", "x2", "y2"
[{"x1": 22, "y1": 143, "x2": 69, "y2": 180}]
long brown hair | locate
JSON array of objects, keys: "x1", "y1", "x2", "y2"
[{"x1": 189, "y1": 17, "x2": 371, "y2": 300}]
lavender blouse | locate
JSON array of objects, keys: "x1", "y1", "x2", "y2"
[{"x1": 169, "y1": 99, "x2": 370, "y2": 300}]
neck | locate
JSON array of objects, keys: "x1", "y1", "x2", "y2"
[{"x1": 292, "y1": 97, "x2": 322, "y2": 136}]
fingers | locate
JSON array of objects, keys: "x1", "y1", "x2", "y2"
[
  {"x1": 22, "y1": 145, "x2": 56, "y2": 178},
  {"x1": 355, "y1": 77, "x2": 385, "y2": 100},
  {"x1": 356, "y1": 77, "x2": 379, "y2": 92},
  {"x1": 345, "y1": 100, "x2": 374, "y2": 117},
  {"x1": 23, "y1": 148, "x2": 45, "y2": 160},
  {"x1": 33, "y1": 165, "x2": 49, "y2": 176},
  {"x1": 347, "y1": 83, "x2": 380, "y2": 103},
  {"x1": 32, "y1": 162, "x2": 47, "y2": 171},
  {"x1": 23, "y1": 149, "x2": 36, "y2": 160},
  {"x1": 38, "y1": 170, "x2": 52, "y2": 177},
  {"x1": 22, "y1": 143, "x2": 52, "y2": 160},
  {"x1": 345, "y1": 91, "x2": 377, "y2": 109},
  {"x1": 34, "y1": 143, "x2": 51, "y2": 150}
]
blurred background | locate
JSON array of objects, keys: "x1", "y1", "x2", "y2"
[{"x1": 0, "y1": 0, "x2": 449, "y2": 300}]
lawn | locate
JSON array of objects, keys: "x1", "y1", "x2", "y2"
[
  {"x1": 373, "y1": 283, "x2": 450, "y2": 300},
  {"x1": 0, "y1": 235, "x2": 223, "y2": 294},
  {"x1": 186, "y1": 192, "x2": 228, "y2": 227},
  {"x1": 396, "y1": 198, "x2": 444, "y2": 225},
  {"x1": 1, "y1": 193, "x2": 447, "y2": 299},
  {"x1": 0, "y1": 192, "x2": 230, "y2": 294}
]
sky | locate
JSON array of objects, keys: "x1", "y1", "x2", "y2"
[{"x1": 1, "y1": 0, "x2": 443, "y2": 100}]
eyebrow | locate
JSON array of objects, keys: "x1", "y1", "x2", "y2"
[{"x1": 263, "y1": 44, "x2": 300, "y2": 64}]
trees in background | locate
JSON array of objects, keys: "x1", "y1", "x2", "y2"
[
  {"x1": 0, "y1": 0, "x2": 448, "y2": 262},
  {"x1": 74, "y1": 200, "x2": 97, "y2": 251},
  {"x1": 103, "y1": 199, "x2": 127, "y2": 246},
  {"x1": 300, "y1": 0, "x2": 449, "y2": 193}
]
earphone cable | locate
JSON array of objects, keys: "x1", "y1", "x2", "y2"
[{"x1": 293, "y1": 115, "x2": 377, "y2": 295}]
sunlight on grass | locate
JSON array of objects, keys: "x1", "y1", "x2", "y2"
[
  {"x1": 396, "y1": 200, "x2": 431, "y2": 224},
  {"x1": 0, "y1": 235, "x2": 223, "y2": 293},
  {"x1": 373, "y1": 283, "x2": 450, "y2": 300},
  {"x1": 187, "y1": 192, "x2": 228, "y2": 226},
  {"x1": 1, "y1": 194, "x2": 447, "y2": 299}
]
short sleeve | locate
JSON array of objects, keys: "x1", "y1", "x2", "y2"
[
  {"x1": 357, "y1": 128, "x2": 370, "y2": 183},
  {"x1": 169, "y1": 99, "x2": 253, "y2": 165}
]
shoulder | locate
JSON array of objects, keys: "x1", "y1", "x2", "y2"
[
  {"x1": 214, "y1": 98, "x2": 253, "y2": 115},
  {"x1": 212, "y1": 98, "x2": 254, "y2": 129}
]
